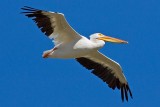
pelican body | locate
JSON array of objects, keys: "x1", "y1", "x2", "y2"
[
  {"x1": 21, "y1": 6, "x2": 132, "y2": 102},
  {"x1": 43, "y1": 33, "x2": 127, "y2": 59}
]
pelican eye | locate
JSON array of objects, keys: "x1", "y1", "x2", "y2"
[{"x1": 98, "y1": 33, "x2": 103, "y2": 37}]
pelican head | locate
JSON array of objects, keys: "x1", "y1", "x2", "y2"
[{"x1": 90, "y1": 33, "x2": 128, "y2": 44}]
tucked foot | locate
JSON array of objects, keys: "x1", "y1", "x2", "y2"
[{"x1": 42, "y1": 47, "x2": 58, "y2": 58}]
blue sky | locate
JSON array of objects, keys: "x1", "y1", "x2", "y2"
[{"x1": 0, "y1": 0, "x2": 160, "y2": 107}]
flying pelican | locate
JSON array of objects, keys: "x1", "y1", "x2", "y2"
[{"x1": 21, "y1": 6, "x2": 132, "y2": 102}]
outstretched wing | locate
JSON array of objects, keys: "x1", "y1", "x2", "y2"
[
  {"x1": 76, "y1": 51, "x2": 132, "y2": 102},
  {"x1": 21, "y1": 6, "x2": 81, "y2": 45}
]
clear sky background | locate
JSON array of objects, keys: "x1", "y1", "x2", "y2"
[{"x1": 0, "y1": 0, "x2": 160, "y2": 107}]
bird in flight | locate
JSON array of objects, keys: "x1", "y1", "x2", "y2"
[{"x1": 21, "y1": 6, "x2": 132, "y2": 102}]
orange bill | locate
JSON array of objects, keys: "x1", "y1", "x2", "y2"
[{"x1": 97, "y1": 35, "x2": 128, "y2": 44}]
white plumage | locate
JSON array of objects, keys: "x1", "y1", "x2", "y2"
[{"x1": 21, "y1": 6, "x2": 132, "y2": 102}]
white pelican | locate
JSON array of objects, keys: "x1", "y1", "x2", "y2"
[{"x1": 21, "y1": 6, "x2": 132, "y2": 102}]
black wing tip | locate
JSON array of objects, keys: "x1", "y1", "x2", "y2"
[
  {"x1": 121, "y1": 86, "x2": 124, "y2": 102},
  {"x1": 21, "y1": 6, "x2": 43, "y2": 18},
  {"x1": 21, "y1": 6, "x2": 40, "y2": 11},
  {"x1": 21, "y1": 6, "x2": 42, "y2": 15},
  {"x1": 127, "y1": 85, "x2": 133, "y2": 99},
  {"x1": 21, "y1": 6, "x2": 62, "y2": 17},
  {"x1": 121, "y1": 84, "x2": 133, "y2": 102}
]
